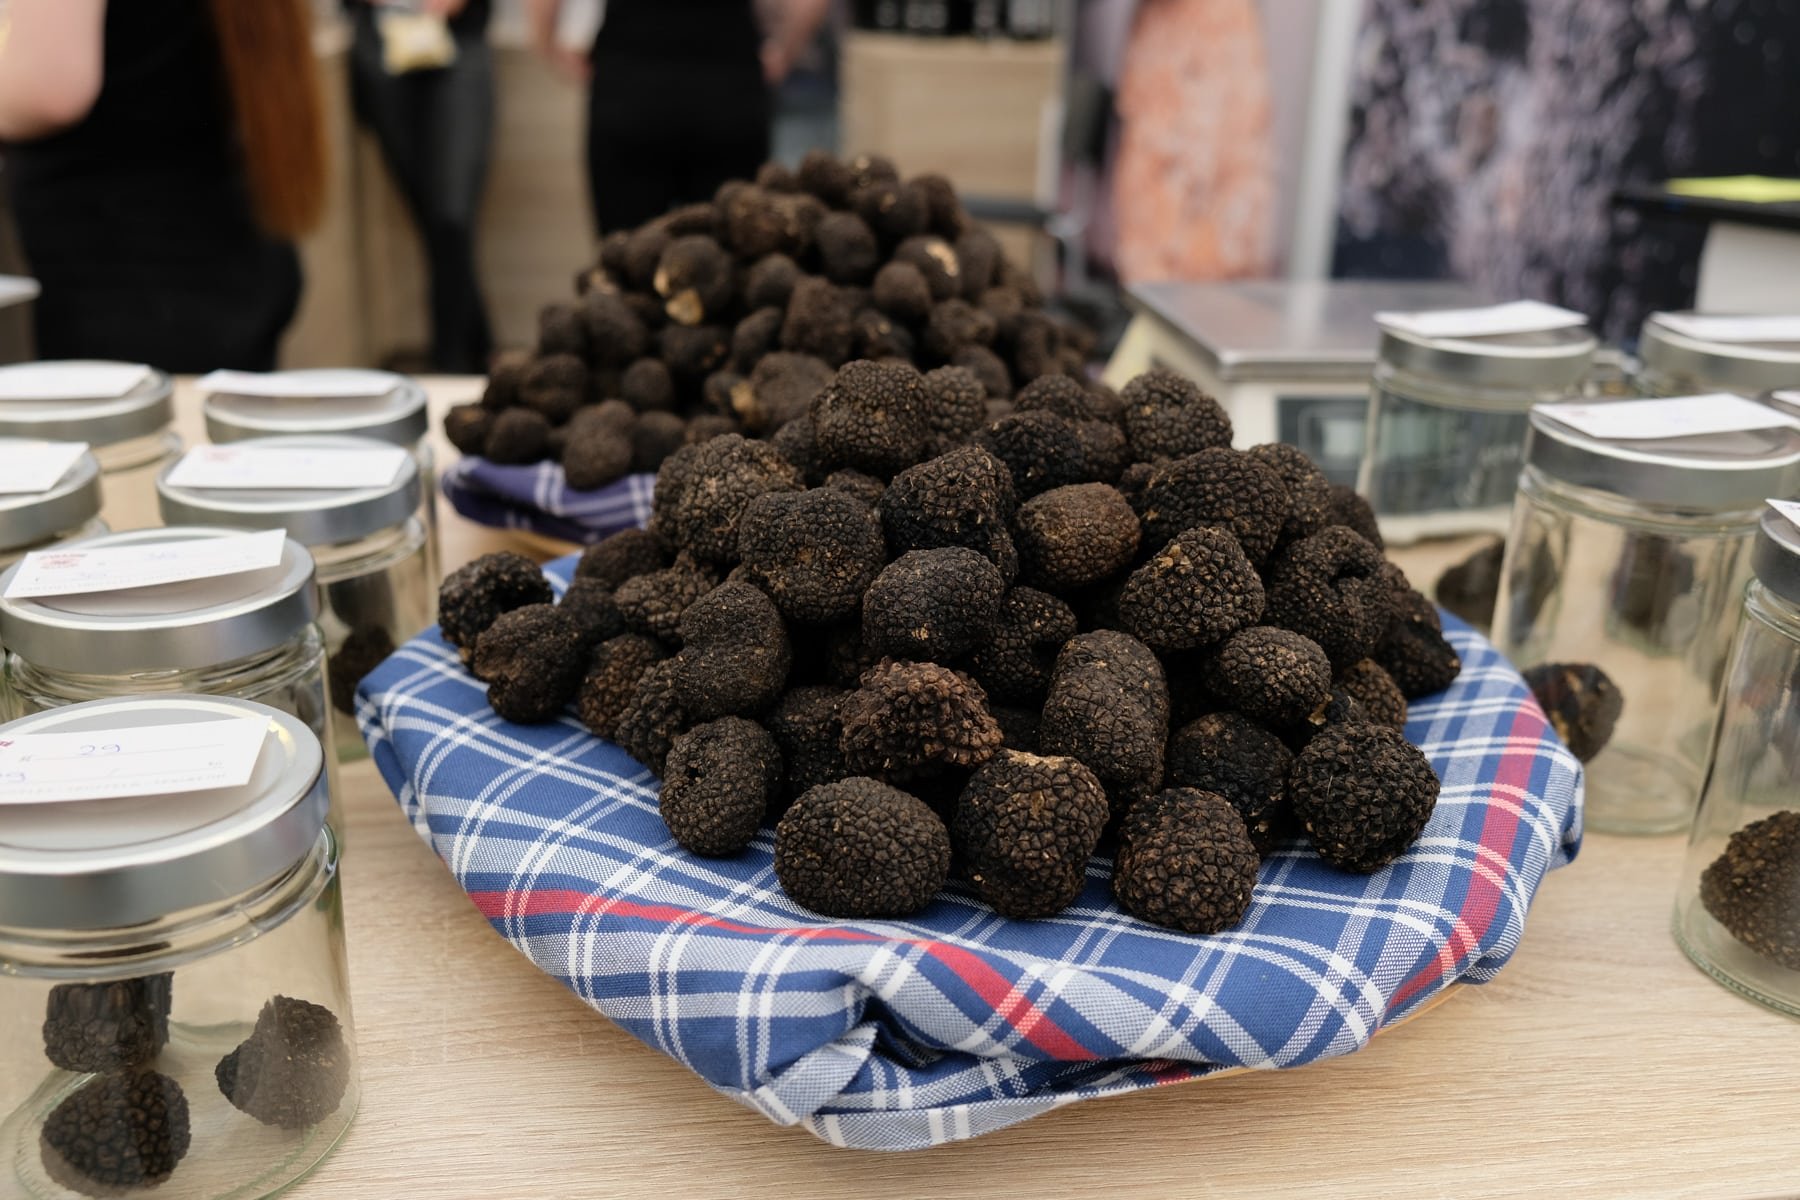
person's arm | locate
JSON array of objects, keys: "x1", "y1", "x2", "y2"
[
  {"x1": 761, "y1": 0, "x2": 832, "y2": 85},
  {"x1": 524, "y1": 0, "x2": 589, "y2": 83},
  {"x1": 0, "y1": 0, "x2": 106, "y2": 141}
]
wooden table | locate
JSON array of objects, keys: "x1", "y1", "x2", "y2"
[{"x1": 171, "y1": 380, "x2": 1800, "y2": 1199}]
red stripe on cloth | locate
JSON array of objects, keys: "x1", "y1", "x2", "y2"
[
  {"x1": 1389, "y1": 707, "x2": 1545, "y2": 1010},
  {"x1": 466, "y1": 889, "x2": 1100, "y2": 1062}
]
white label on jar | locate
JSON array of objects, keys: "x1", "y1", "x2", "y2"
[
  {"x1": 1769, "y1": 498, "x2": 1800, "y2": 535},
  {"x1": 0, "y1": 718, "x2": 267, "y2": 804},
  {"x1": 3, "y1": 527, "x2": 286, "y2": 599},
  {"x1": 1375, "y1": 300, "x2": 1588, "y2": 339},
  {"x1": 165, "y1": 444, "x2": 409, "y2": 490},
  {"x1": 1655, "y1": 314, "x2": 1800, "y2": 344},
  {"x1": 0, "y1": 440, "x2": 89, "y2": 494},
  {"x1": 197, "y1": 369, "x2": 395, "y2": 399},
  {"x1": 1536, "y1": 394, "x2": 1799, "y2": 440},
  {"x1": 0, "y1": 363, "x2": 152, "y2": 401}
]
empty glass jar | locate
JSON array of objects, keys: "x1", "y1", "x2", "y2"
[
  {"x1": 1360, "y1": 321, "x2": 1596, "y2": 544},
  {"x1": 1673, "y1": 509, "x2": 1800, "y2": 1016},
  {"x1": 1492, "y1": 405, "x2": 1800, "y2": 834},
  {"x1": 0, "y1": 694, "x2": 358, "y2": 1199},
  {"x1": 0, "y1": 363, "x2": 180, "y2": 532},
  {"x1": 1637, "y1": 311, "x2": 1800, "y2": 398},
  {"x1": 157, "y1": 436, "x2": 429, "y2": 759}
]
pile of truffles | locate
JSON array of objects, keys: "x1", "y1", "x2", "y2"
[
  {"x1": 440, "y1": 151, "x2": 1092, "y2": 489},
  {"x1": 439, "y1": 365, "x2": 1460, "y2": 934}
]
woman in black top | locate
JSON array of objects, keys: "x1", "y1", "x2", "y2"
[{"x1": 0, "y1": 0, "x2": 326, "y2": 371}]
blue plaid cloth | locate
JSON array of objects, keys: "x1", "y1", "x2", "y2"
[
  {"x1": 357, "y1": 553, "x2": 1583, "y2": 1151},
  {"x1": 441, "y1": 456, "x2": 654, "y2": 545}
]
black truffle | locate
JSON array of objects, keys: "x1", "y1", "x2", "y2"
[
  {"x1": 439, "y1": 552, "x2": 554, "y2": 660},
  {"x1": 577, "y1": 634, "x2": 668, "y2": 740},
  {"x1": 1116, "y1": 525, "x2": 1263, "y2": 652},
  {"x1": 215, "y1": 995, "x2": 351, "y2": 1130},
  {"x1": 851, "y1": 177, "x2": 929, "y2": 241},
  {"x1": 1204, "y1": 626, "x2": 1333, "y2": 727},
  {"x1": 615, "y1": 555, "x2": 718, "y2": 643},
  {"x1": 720, "y1": 185, "x2": 825, "y2": 259},
  {"x1": 953, "y1": 344, "x2": 1013, "y2": 399},
  {"x1": 764, "y1": 685, "x2": 849, "y2": 805},
  {"x1": 1288, "y1": 723, "x2": 1440, "y2": 873},
  {"x1": 1700, "y1": 810, "x2": 1800, "y2": 971},
  {"x1": 576, "y1": 528, "x2": 671, "y2": 590},
  {"x1": 659, "y1": 717, "x2": 782, "y2": 855},
  {"x1": 1326, "y1": 483, "x2": 1384, "y2": 549},
  {"x1": 953, "y1": 750, "x2": 1109, "y2": 918},
  {"x1": 975, "y1": 410, "x2": 1088, "y2": 498},
  {"x1": 878, "y1": 445, "x2": 1018, "y2": 577},
  {"x1": 892, "y1": 235, "x2": 962, "y2": 301},
  {"x1": 483, "y1": 407, "x2": 551, "y2": 464},
  {"x1": 744, "y1": 252, "x2": 801, "y2": 310},
  {"x1": 1113, "y1": 788, "x2": 1260, "y2": 934},
  {"x1": 41, "y1": 975, "x2": 173, "y2": 1074},
  {"x1": 968, "y1": 586, "x2": 1077, "y2": 705},
  {"x1": 774, "y1": 778, "x2": 950, "y2": 917},
  {"x1": 738, "y1": 487, "x2": 886, "y2": 623},
  {"x1": 781, "y1": 276, "x2": 856, "y2": 365},
  {"x1": 651, "y1": 434, "x2": 803, "y2": 564},
  {"x1": 1434, "y1": 538, "x2": 1505, "y2": 628},
  {"x1": 839, "y1": 659, "x2": 1003, "y2": 778},
  {"x1": 328, "y1": 625, "x2": 396, "y2": 716},
  {"x1": 563, "y1": 425, "x2": 634, "y2": 491},
  {"x1": 1521, "y1": 661, "x2": 1623, "y2": 762},
  {"x1": 797, "y1": 148, "x2": 856, "y2": 207},
  {"x1": 921, "y1": 365, "x2": 989, "y2": 445},
  {"x1": 816, "y1": 212, "x2": 882, "y2": 285},
  {"x1": 1132, "y1": 447, "x2": 1290, "y2": 564},
  {"x1": 872, "y1": 260, "x2": 933, "y2": 324},
  {"x1": 1014, "y1": 483, "x2": 1141, "y2": 592},
  {"x1": 621, "y1": 357, "x2": 677, "y2": 413},
  {"x1": 923, "y1": 298, "x2": 998, "y2": 362},
  {"x1": 1039, "y1": 630, "x2": 1170, "y2": 815},
  {"x1": 1374, "y1": 589, "x2": 1463, "y2": 699},
  {"x1": 41, "y1": 1070, "x2": 191, "y2": 1189},
  {"x1": 823, "y1": 467, "x2": 887, "y2": 507},
  {"x1": 729, "y1": 305, "x2": 785, "y2": 373},
  {"x1": 954, "y1": 230, "x2": 1001, "y2": 297},
  {"x1": 1337, "y1": 658, "x2": 1408, "y2": 730},
  {"x1": 1247, "y1": 442, "x2": 1334, "y2": 543},
  {"x1": 852, "y1": 307, "x2": 916, "y2": 361},
  {"x1": 862, "y1": 547, "x2": 1006, "y2": 662},
  {"x1": 670, "y1": 581, "x2": 792, "y2": 719},
  {"x1": 473, "y1": 604, "x2": 590, "y2": 722},
  {"x1": 613, "y1": 658, "x2": 691, "y2": 774},
  {"x1": 482, "y1": 351, "x2": 529, "y2": 410},
  {"x1": 1013, "y1": 375, "x2": 1097, "y2": 421},
  {"x1": 654, "y1": 234, "x2": 735, "y2": 325},
  {"x1": 1075, "y1": 421, "x2": 1128, "y2": 483},
  {"x1": 659, "y1": 322, "x2": 731, "y2": 382},
  {"x1": 633, "y1": 411, "x2": 688, "y2": 472},
  {"x1": 1119, "y1": 370, "x2": 1232, "y2": 462},
  {"x1": 580, "y1": 291, "x2": 652, "y2": 364},
  {"x1": 1263, "y1": 527, "x2": 1393, "y2": 669},
  {"x1": 1166, "y1": 712, "x2": 1294, "y2": 853},
  {"x1": 810, "y1": 359, "x2": 931, "y2": 477},
  {"x1": 730, "y1": 352, "x2": 835, "y2": 433},
  {"x1": 537, "y1": 301, "x2": 589, "y2": 358},
  {"x1": 444, "y1": 403, "x2": 493, "y2": 456}
]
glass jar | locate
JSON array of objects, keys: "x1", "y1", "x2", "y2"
[
  {"x1": 1674, "y1": 509, "x2": 1800, "y2": 1016},
  {"x1": 157, "y1": 436, "x2": 430, "y2": 761},
  {"x1": 0, "y1": 694, "x2": 358, "y2": 1198},
  {"x1": 1492, "y1": 405, "x2": 1800, "y2": 834},
  {"x1": 1637, "y1": 311, "x2": 1800, "y2": 398},
  {"x1": 0, "y1": 363, "x2": 180, "y2": 532},
  {"x1": 1359, "y1": 322, "x2": 1596, "y2": 545},
  {"x1": 202, "y1": 370, "x2": 440, "y2": 583}
]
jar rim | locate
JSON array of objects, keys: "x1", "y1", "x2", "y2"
[
  {"x1": 1525, "y1": 406, "x2": 1800, "y2": 510},
  {"x1": 0, "y1": 362, "x2": 174, "y2": 446},
  {"x1": 1377, "y1": 323, "x2": 1595, "y2": 394},
  {"x1": 203, "y1": 369, "x2": 429, "y2": 448},
  {"x1": 0, "y1": 447, "x2": 102, "y2": 553},
  {"x1": 156, "y1": 435, "x2": 422, "y2": 547},
  {"x1": 1640, "y1": 312, "x2": 1800, "y2": 395},
  {"x1": 1754, "y1": 508, "x2": 1800, "y2": 607}
]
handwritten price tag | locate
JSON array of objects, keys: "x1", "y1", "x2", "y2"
[
  {"x1": 0, "y1": 440, "x2": 89, "y2": 494},
  {"x1": 1536, "y1": 395, "x2": 1799, "y2": 441},
  {"x1": 0, "y1": 718, "x2": 268, "y2": 804},
  {"x1": 1376, "y1": 300, "x2": 1587, "y2": 340},
  {"x1": 164, "y1": 444, "x2": 408, "y2": 491},
  {"x1": 3, "y1": 528, "x2": 287, "y2": 600}
]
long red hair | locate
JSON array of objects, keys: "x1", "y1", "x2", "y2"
[{"x1": 206, "y1": 0, "x2": 327, "y2": 239}]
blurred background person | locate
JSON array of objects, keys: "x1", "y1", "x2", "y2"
[
  {"x1": 526, "y1": 0, "x2": 830, "y2": 236},
  {"x1": 0, "y1": 0, "x2": 326, "y2": 371},
  {"x1": 345, "y1": 0, "x2": 494, "y2": 373}
]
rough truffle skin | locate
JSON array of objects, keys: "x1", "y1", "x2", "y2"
[
  {"x1": 483, "y1": 406, "x2": 551, "y2": 464},
  {"x1": 873, "y1": 260, "x2": 933, "y2": 324},
  {"x1": 893, "y1": 235, "x2": 962, "y2": 300},
  {"x1": 576, "y1": 529, "x2": 671, "y2": 590},
  {"x1": 42, "y1": 975, "x2": 173, "y2": 1074},
  {"x1": 1117, "y1": 525, "x2": 1263, "y2": 652},
  {"x1": 1133, "y1": 447, "x2": 1290, "y2": 564},
  {"x1": 1338, "y1": 658, "x2": 1408, "y2": 731},
  {"x1": 621, "y1": 357, "x2": 677, "y2": 413},
  {"x1": 563, "y1": 426, "x2": 634, "y2": 491},
  {"x1": 670, "y1": 582, "x2": 792, "y2": 719},
  {"x1": 521, "y1": 353, "x2": 588, "y2": 424},
  {"x1": 810, "y1": 359, "x2": 931, "y2": 477},
  {"x1": 613, "y1": 658, "x2": 691, "y2": 774},
  {"x1": 921, "y1": 365, "x2": 989, "y2": 444},
  {"x1": 1038, "y1": 630, "x2": 1170, "y2": 815},
  {"x1": 1326, "y1": 483, "x2": 1384, "y2": 549},
  {"x1": 969, "y1": 587, "x2": 1077, "y2": 705},
  {"x1": 1288, "y1": 723, "x2": 1440, "y2": 873},
  {"x1": 1374, "y1": 589, "x2": 1463, "y2": 700},
  {"x1": 328, "y1": 625, "x2": 396, "y2": 716},
  {"x1": 839, "y1": 659, "x2": 1003, "y2": 778},
  {"x1": 473, "y1": 604, "x2": 590, "y2": 723},
  {"x1": 1700, "y1": 810, "x2": 1800, "y2": 971},
  {"x1": 734, "y1": 351, "x2": 834, "y2": 432},
  {"x1": 721, "y1": 186, "x2": 825, "y2": 260},
  {"x1": 816, "y1": 212, "x2": 882, "y2": 284},
  {"x1": 651, "y1": 434, "x2": 803, "y2": 565},
  {"x1": 1205, "y1": 626, "x2": 1332, "y2": 727},
  {"x1": 1435, "y1": 538, "x2": 1505, "y2": 629},
  {"x1": 654, "y1": 234, "x2": 735, "y2": 324},
  {"x1": 1113, "y1": 788, "x2": 1260, "y2": 934},
  {"x1": 1263, "y1": 527, "x2": 1393, "y2": 669},
  {"x1": 1521, "y1": 661, "x2": 1623, "y2": 762},
  {"x1": 659, "y1": 322, "x2": 731, "y2": 382},
  {"x1": 439, "y1": 552, "x2": 554, "y2": 660},
  {"x1": 615, "y1": 556, "x2": 717, "y2": 643},
  {"x1": 953, "y1": 751, "x2": 1108, "y2": 918},
  {"x1": 41, "y1": 1070, "x2": 191, "y2": 1188},
  {"x1": 444, "y1": 403, "x2": 492, "y2": 455},
  {"x1": 953, "y1": 344, "x2": 1012, "y2": 399},
  {"x1": 1075, "y1": 419, "x2": 1131, "y2": 484},
  {"x1": 580, "y1": 291, "x2": 651, "y2": 364},
  {"x1": 1013, "y1": 375, "x2": 1096, "y2": 421},
  {"x1": 862, "y1": 547, "x2": 1006, "y2": 662},
  {"x1": 577, "y1": 634, "x2": 668, "y2": 740},
  {"x1": 823, "y1": 468, "x2": 886, "y2": 507},
  {"x1": 744, "y1": 253, "x2": 801, "y2": 310},
  {"x1": 738, "y1": 487, "x2": 886, "y2": 623},
  {"x1": 878, "y1": 445, "x2": 1018, "y2": 578},
  {"x1": 1014, "y1": 483, "x2": 1141, "y2": 592},
  {"x1": 781, "y1": 276, "x2": 856, "y2": 365},
  {"x1": 774, "y1": 778, "x2": 951, "y2": 917},
  {"x1": 660, "y1": 717, "x2": 782, "y2": 856},
  {"x1": 215, "y1": 996, "x2": 351, "y2": 1130},
  {"x1": 975, "y1": 410, "x2": 1088, "y2": 498},
  {"x1": 1247, "y1": 442, "x2": 1334, "y2": 543},
  {"x1": 1166, "y1": 713, "x2": 1293, "y2": 853},
  {"x1": 1119, "y1": 370, "x2": 1233, "y2": 462},
  {"x1": 764, "y1": 685, "x2": 848, "y2": 805},
  {"x1": 633, "y1": 412, "x2": 688, "y2": 472}
]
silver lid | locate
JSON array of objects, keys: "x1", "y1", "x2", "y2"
[
  {"x1": 1760, "y1": 389, "x2": 1800, "y2": 419},
  {"x1": 1526, "y1": 405, "x2": 1800, "y2": 511},
  {"x1": 203, "y1": 369, "x2": 429, "y2": 448},
  {"x1": 0, "y1": 526, "x2": 318, "y2": 674},
  {"x1": 1640, "y1": 312, "x2": 1800, "y2": 396},
  {"x1": 1377, "y1": 323, "x2": 1596, "y2": 398},
  {"x1": 1754, "y1": 508, "x2": 1800, "y2": 607},
  {"x1": 0, "y1": 362, "x2": 174, "y2": 446},
  {"x1": 0, "y1": 447, "x2": 101, "y2": 553},
  {"x1": 157, "y1": 435, "x2": 421, "y2": 547},
  {"x1": 0, "y1": 696, "x2": 326, "y2": 931}
]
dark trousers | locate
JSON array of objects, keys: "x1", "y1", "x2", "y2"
[{"x1": 351, "y1": 12, "x2": 494, "y2": 373}]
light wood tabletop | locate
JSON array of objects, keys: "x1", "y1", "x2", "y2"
[{"x1": 168, "y1": 380, "x2": 1800, "y2": 1200}]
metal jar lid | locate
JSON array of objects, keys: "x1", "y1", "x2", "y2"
[
  {"x1": 0, "y1": 446, "x2": 101, "y2": 553},
  {"x1": 0, "y1": 362, "x2": 174, "y2": 447},
  {"x1": 157, "y1": 435, "x2": 422, "y2": 547},
  {"x1": 203, "y1": 369, "x2": 429, "y2": 449},
  {"x1": 0, "y1": 526, "x2": 318, "y2": 674},
  {"x1": 0, "y1": 695, "x2": 327, "y2": 931},
  {"x1": 1753, "y1": 508, "x2": 1800, "y2": 607},
  {"x1": 1377, "y1": 324, "x2": 1597, "y2": 401},
  {"x1": 1639, "y1": 313, "x2": 1800, "y2": 396},
  {"x1": 1526, "y1": 405, "x2": 1800, "y2": 511}
]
